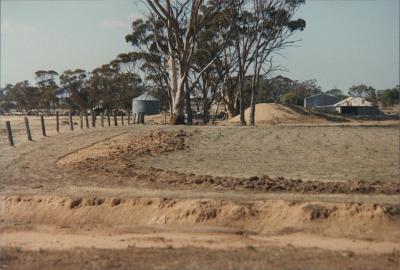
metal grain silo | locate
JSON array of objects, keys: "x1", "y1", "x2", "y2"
[{"x1": 132, "y1": 92, "x2": 160, "y2": 115}]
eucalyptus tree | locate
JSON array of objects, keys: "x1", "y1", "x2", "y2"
[
  {"x1": 90, "y1": 61, "x2": 144, "y2": 112},
  {"x1": 145, "y1": 0, "x2": 233, "y2": 124},
  {"x1": 59, "y1": 69, "x2": 89, "y2": 111},
  {"x1": 4, "y1": 81, "x2": 40, "y2": 113},
  {"x1": 35, "y1": 70, "x2": 59, "y2": 113},
  {"x1": 125, "y1": 19, "x2": 172, "y2": 112},
  {"x1": 348, "y1": 84, "x2": 377, "y2": 103},
  {"x1": 189, "y1": 3, "x2": 236, "y2": 123},
  {"x1": 227, "y1": 0, "x2": 305, "y2": 126},
  {"x1": 108, "y1": 58, "x2": 144, "y2": 110},
  {"x1": 325, "y1": 88, "x2": 344, "y2": 97}
]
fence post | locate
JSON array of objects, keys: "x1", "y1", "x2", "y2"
[
  {"x1": 80, "y1": 112, "x2": 83, "y2": 129},
  {"x1": 5, "y1": 121, "x2": 14, "y2": 146},
  {"x1": 107, "y1": 113, "x2": 111, "y2": 126},
  {"x1": 133, "y1": 113, "x2": 136, "y2": 125},
  {"x1": 24, "y1": 117, "x2": 32, "y2": 141},
  {"x1": 69, "y1": 112, "x2": 74, "y2": 131},
  {"x1": 137, "y1": 112, "x2": 141, "y2": 124},
  {"x1": 92, "y1": 111, "x2": 96, "y2": 128},
  {"x1": 140, "y1": 112, "x2": 145, "y2": 124},
  {"x1": 128, "y1": 111, "x2": 131, "y2": 125},
  {"x1": 114, "y1": 112, "x2": 118, "y2": 126},
  {"x1": 56, "y1": 111, "x2": 60, "y2": 133},
  {"x1": 85, "y1": 112, "x2": 89, "y2": 129},
  {"x1": 121, "y1": 115, "x2": 124, "y2": 126},
  {"x1": 40, "y1": 115, "x2": 46, "y2": 137},
  {"x1": 101, "y1": 112, "x2": 105, "y2": 127}
]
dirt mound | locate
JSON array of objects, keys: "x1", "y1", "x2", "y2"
[
  {"x1": 58, "y1": 129, "x2": 188, "y2": 168},
  {"x1": 1, "y1": 195, "x2": 399, "y2": 242},
  {"x1": 227, "y1": 103, "x2": 345, "y2": 125}
]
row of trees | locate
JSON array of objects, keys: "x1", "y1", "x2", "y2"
[{"x1": 0, "y1": 63, "x2": 145, "y2": 114}]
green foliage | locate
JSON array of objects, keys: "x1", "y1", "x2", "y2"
[
  {"x1": 348, "y1": 84, "x2": 376, "y2": 103},
  {"x1": 255, "y1": 76, "x2": 321, "y2": 106},
  {"x1": 0, "y1": 81, "x2": 40, "y2": 113},
  {"x1": 379, "y1": 86, "x2": 399, "y2": 107},
  {"x1": 325, "y1": 88, "x2": 343, "y2": 97},
  {"x1": 281, "y1": 91, "x2": 303, "y2": 106}
]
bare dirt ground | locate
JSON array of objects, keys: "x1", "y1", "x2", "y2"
[{"x1": 0, "y1": 117, "x2": 399, "y2": 269}]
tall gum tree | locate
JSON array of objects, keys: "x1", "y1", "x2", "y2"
[
  {"x1": 228, "y1": 0, "x2": 305, "y2": 126},
  {"x1": 145, "y1": 0, "x2": 232, "y2": 124}
]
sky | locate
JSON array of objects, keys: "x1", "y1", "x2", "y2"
[{"x1": 1, "y1": 0, "x2": 399, "y2": 92}]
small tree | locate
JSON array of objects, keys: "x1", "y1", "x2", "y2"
[
  {"x1": 281, "y1": 91, "x2": 302, "y2": 106},
  {"x1": 380, "y1": 86, "x2": 399, "y2": 107},
  {"x1": 35, "y1": 70, "x2": 59, "y2": 113},
  {"x1": 348, "y1": 84, "x2": 377, "y2": 103},
  {"x1": 325, "y1": 88, "x2": 343, "y2": 97}
]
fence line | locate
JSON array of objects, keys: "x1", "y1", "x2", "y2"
[{"x1": 1, "y1": 111, "x2": 144, "y2": 147}]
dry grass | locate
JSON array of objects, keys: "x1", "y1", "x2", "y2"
[{"x1": 136, "y1": 125, "x2": 399, "y2": 182}]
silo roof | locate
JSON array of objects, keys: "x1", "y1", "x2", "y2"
[{"x1": 133, "y1": 92, "x2": 159, "y2": 101}]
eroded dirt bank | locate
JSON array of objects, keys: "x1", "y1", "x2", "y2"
[
  {"x1": 1, "y1": 195, "x2": 400, "y2": 269},
  {"x1": 1, "y1": 195, "x2": 399, "y2": 248}
]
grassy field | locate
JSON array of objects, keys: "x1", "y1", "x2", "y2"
[{"x1": 136, "y1": 125, "x2": 399, "y2": 182}]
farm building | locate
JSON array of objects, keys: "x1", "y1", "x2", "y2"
[
  {"x1": 304, "y1": 94, "x2": 341, "y2": 109},
  {"x1": 334, "y1": 97, "x2": 377, "y2": 115},
  {"x1": 132, "y1": 92, "x2": 160, "y2": 115}
]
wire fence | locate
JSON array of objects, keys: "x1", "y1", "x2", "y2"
[{"x1": 0, "y1": 112, "x2": 146, "y2": 147}]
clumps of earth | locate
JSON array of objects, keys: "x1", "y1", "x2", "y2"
[{"x1": 58, "y1": 130, "x2": 400, "y2": 195}]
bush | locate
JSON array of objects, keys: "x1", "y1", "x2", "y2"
[
  {"x1": 380, "y1": 87, "x2": 399, "y2": 107},
  {"x1": 281, "y1": 92, "x2": 303, "y2": 106}
]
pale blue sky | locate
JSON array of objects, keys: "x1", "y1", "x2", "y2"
[{"x1": 1, "y1": 0, "x2": 399, "y2": 92}]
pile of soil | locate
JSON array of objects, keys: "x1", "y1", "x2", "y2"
[
  {"x1": 58, "y1": 129, "x2": 188, "y2": 168},
  {"x1": 227, "y1": 103, "x2": 345, "y2": 125},
  {"x1": 57, "y1": 130, "x2": 400, "y2": 195}
]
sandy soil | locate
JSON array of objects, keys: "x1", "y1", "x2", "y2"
[
  {"x1": 0, "y1": 121, "x2": 399, "y2": 269},
  {"x1": 2, "y1": 246, "x2": 399, "y2": 270}
]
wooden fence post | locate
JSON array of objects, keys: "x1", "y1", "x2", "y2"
[
  {"x1": 56, "y1": 111, "x2": 60, "y2": 133},
  {"x1": 114, "y1": 112, "x2": 118, "y2": 126},
  {"x1": 133, "y1": 113, "x2": 136, "y2": 125},
  {"x1": 107, "y1": 114, "x2": 111, "y2": 126},
  {"x1": 101, "y1": 112, "x2": 104, "y2": 127},
  {"x1": 80, "y1": 112, "x2": 83, "y2": 129},
  {"x1": 92, "y1": 111, "x2": 96, "y2": 128},
  {"x1": 140, "y1": 112, "x2": 145, "y2": 124},
  {"x1": 40, "y1": 115, "x2": 46, "y2": 137},
  {"x1": 69, "y1": 112, "x2": 74, "y2": 131},
  {"x1": 121, "y1": 115, "x2": 124, "y2": 126},
  {"x1": 85, "y1": 112, "x2": 89, "y2": 129},
  {"x1": 24, "y1": 117, "x2": 32, "y2": 141},
  {"x1": 5, "y1": 121, "x2": 14, "y2": 146},
  {"x1": 128, "y1": 111, "x2": 131, "y2": 125},
  {"x1": 137, "y1": 112, "x2": 141, "y2": 124}
]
